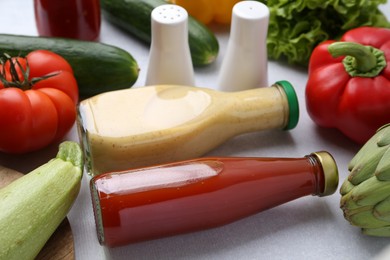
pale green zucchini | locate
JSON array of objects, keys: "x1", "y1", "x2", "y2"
[{"x1": 0, "y1": 141, "x2": 83, "y2": 260}]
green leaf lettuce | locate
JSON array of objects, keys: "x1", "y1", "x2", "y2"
[{"x1": 257, "y1": 0, "x2": 390, "y2": 66}]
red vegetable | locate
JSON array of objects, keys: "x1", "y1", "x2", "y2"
[
  {"x1": 0, "y1": 50, "x2": 78, "y2": 154},
  {"x1": 305, "y1": 27, "x2": 390, "y2": 144}
]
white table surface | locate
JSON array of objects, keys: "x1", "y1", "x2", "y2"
[{"x1": 1, "y1": 1, "x2": 390, "y2": 259}]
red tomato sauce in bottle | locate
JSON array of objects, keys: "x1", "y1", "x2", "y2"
[
  {"x1": 34, "y1": 0, "x2": 101, "y2": 41},
  {"x1": 90, "y1": 152, "x2": 338, "y2": 247}
]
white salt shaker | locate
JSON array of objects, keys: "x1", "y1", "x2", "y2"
[
  {"x1": 217, "y1": 1, "x2": 269, "y2": 91},
  {"x1": 145, "y1": 4, "x2": 195, "y2": 86}
]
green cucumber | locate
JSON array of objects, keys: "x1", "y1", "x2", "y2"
[
  {"x1": 0, "y1": 34, "x2": 139, "y2": 97},
  {"x1": 0, "y1": 141, "x2": 83, "y2": 260},
  {"x1": 101, "y1": 0, "x2": 219, "y2": 67}
]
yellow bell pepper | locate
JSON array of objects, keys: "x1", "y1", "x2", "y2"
[{"x1": 169, "y1": 0, "x2": 242, "y2": 25}]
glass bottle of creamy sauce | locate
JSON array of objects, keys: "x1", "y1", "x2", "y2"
[
  {"x1": 90, "y1": 151, "x2": 339, "y2": 247},
  {"x1": 77, "y1": 81, "x2": 299, "y2": 175}
]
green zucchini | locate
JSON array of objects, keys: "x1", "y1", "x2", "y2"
[
  {"x1": 101, "y1": 0, "x2": 220, "y2": 67},
  {"x1": 0, "y1": 34, "x2": 139, "y2": 97},
  {"x1": 0, "y1": 141, "x2": 83, "y2": 260}
]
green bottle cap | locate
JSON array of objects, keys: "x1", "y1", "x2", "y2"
[{"x1": 275, "y1": 80, "x2": 299, "y2": 130}]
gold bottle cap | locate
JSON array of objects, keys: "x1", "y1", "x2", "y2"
[{"x1": 311, "y1": 151, "x2": 339, "y2": 197}]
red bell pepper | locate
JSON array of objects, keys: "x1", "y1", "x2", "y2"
[{"x1": 305, "y1": 27, "x2": 390, "y2": 144}]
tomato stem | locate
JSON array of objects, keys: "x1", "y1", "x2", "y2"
[
  {"x1": 0, "y1": 53, "x2": 57, "y2": 90},
  {"x1": 0, "y1": 54, "x2": 30, "y2": 90},
  {"x1": 327, "y1": 42, "x2": 387, "y2": 78}
]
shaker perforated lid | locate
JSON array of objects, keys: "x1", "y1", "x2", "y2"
[
  {"x1": 151, "y1": 4, "x2": 188, "y2": 25},
  {"x1": 233, "y1": 0, "x2": 270, "y2": 23}
]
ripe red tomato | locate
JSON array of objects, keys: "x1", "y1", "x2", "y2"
[{"x1": 0, "y1": 50, "x2": 78, "y2": 153}]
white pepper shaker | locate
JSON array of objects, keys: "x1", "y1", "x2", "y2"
[
  {"x1": 145, "y1": 4, "x2": 195, "y2": 86},
  {"x1": 217, "y1": 1, "x2": 269, "y2": 91}
]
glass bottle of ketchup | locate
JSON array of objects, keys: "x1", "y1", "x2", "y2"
[
  {"x1": 90, "y1": 151, "x2": 339, "y2": 247},
  {"x1": 34, "y1": 0, "x2": 101, "y2": 41}
]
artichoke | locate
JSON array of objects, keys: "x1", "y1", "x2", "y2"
[{"x1": 340, "y1": 123, "x2": 390, "y2": 236}]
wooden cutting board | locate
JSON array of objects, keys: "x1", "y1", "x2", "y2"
[{"x1": 0, "y1": 165, "x2": 75, "y2": 260}]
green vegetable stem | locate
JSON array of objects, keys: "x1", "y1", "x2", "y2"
[{"x1": 328, "y1": 42, "x2": 387, "y2": 77}]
